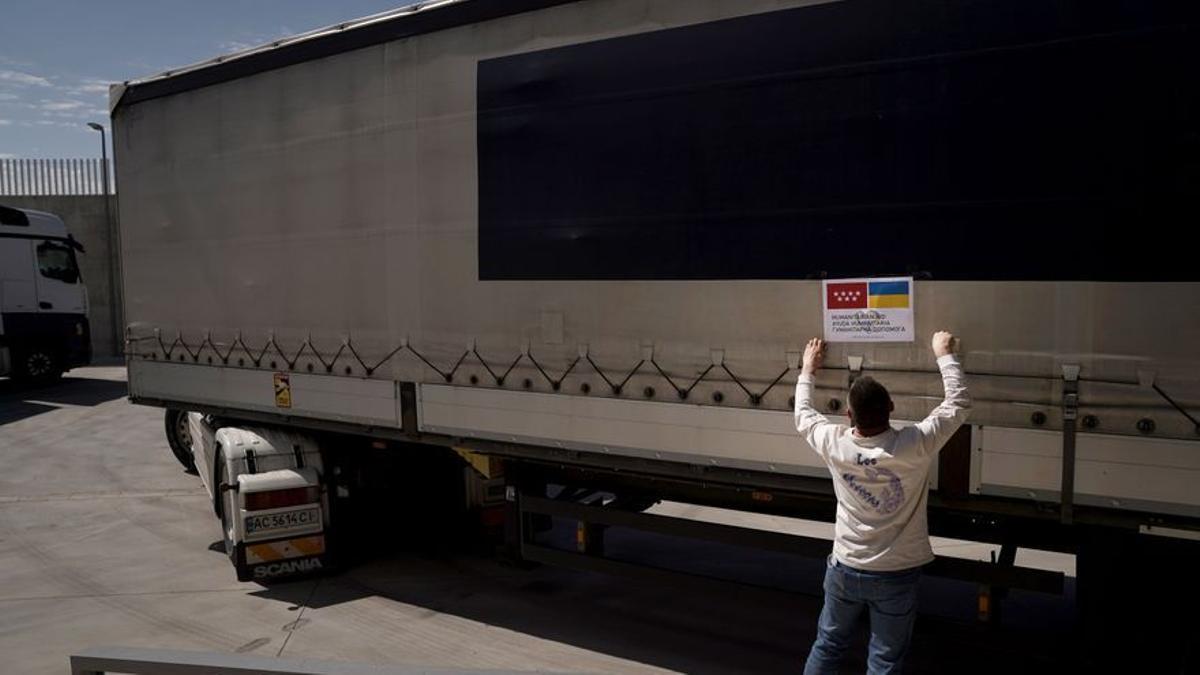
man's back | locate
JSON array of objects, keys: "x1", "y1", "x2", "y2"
[{"x1": 795, "y1": 350, "x2": 970, "y2": 571}]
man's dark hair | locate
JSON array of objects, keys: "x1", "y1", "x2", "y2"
[{"x1": 849, "y1": 376, "x2": 891, "y2": 431}]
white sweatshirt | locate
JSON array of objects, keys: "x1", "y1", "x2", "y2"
[{"x1": 794, "y1": 355, "x2": 970, "y2": 572}]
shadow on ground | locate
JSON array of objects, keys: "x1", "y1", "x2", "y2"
[
  {"x1": 0, "y1": 376, "x2": 126, "y2": 425},
  {"x1": 250, "y1": 522, "x2": 1079, "y2": 674}
]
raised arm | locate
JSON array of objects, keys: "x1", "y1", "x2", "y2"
[
  {"x1": 915, "y1": 331, "x2": 971, "y2": 455},
  {"x1": 794, "y1": 338, "x2": 836, "y2": 458}
]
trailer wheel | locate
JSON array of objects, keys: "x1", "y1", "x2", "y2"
[
  {"x1": 163, "y1": 409, "x2": 197, "y2": 473},
  {"x1": 11, "y1": 347, "x2": 61, "y2": 385}
]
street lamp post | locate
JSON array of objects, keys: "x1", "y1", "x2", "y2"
[{"x1": 87, "y1": 122, "x2": 120, "y2": 358}]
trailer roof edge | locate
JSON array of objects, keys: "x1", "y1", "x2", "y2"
[{"x1": 111, "y1": 0, "x2": 582, "y2": 112}]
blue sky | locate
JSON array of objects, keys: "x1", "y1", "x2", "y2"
[{"x1": 0, "y1": 0, "x2": 404, "y2": 159}]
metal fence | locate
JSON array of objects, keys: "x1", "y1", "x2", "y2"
[
  {"x1": 0, "y1": 158, "x2": 115, "y2": 196},
  {"x1": 70, "y1": 645, "x2": 568, "y2": 675}
]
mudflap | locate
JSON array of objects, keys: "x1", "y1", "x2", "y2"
[
  {"x1": 236, "y1": 537, "x2": 335, "y2": 584},
  {"x1": 233, "y1": 541, "x2": 251, "y2": 582}
]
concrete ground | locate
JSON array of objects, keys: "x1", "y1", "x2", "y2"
[{"x1": 1, "y1": 366, "x2": 1079, "y2": 674}]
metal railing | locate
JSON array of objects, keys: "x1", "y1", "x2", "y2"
[
  {"x1": 70, "y1": 646, "x2": 571, "y2": 675},
  {"x1": 0, "y1": 157, "x2": 114, "y2": 196}
]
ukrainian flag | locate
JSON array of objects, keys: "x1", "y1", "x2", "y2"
[{"x1": 868, "y1": 280, "x2": 910, "y2": 308}]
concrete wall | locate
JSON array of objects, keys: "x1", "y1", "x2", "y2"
[{"x1": 1, "y1": 195, "x2": 121, "y2": 358}]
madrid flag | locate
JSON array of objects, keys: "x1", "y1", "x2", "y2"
[{"x1": 826, "y1": 282, "x2": 868, "y2": 309}]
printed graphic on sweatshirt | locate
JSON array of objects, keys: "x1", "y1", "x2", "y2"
[{"x1": 842, "y1": 455, "x2": 905, "y2": 514}]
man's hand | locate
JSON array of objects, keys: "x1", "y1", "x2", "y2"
[
  {"x1": 932, "y1": 331, "x2": 958, "y2": 358},
  {"x1": 802, "y1": 338, "x2": 825, "y2": 375}
]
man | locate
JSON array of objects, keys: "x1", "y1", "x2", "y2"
[{"x1": 796, "y1": 331, "x2": 970, "y2": 674}]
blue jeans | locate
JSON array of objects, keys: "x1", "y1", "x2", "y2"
[{"x1": 804, "y1": 555, "x2": 922, "y2": 675}]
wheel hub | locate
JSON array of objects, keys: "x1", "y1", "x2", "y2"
[
  {"x1": 26, "y1": 353, "x2": 51, "y2": 377},
  {"x1": 176, "y1": 415, "x2": 192, "y2": 449}
]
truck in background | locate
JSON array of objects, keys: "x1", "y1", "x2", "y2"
[
  {"x1": 110, "y1": 0, "x2": 1199, "y2": 670},
  {"x1": 0, "y1": 204, "x2": 90, "y2": 382}
]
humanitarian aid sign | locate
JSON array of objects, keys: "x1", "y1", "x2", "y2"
[{"x1": 822, "y1": 277, "x2": 914, "y2": 342}]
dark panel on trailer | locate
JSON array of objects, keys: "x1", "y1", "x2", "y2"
[{"x1": 478, "y1": 0, "x2": 1199, "y2": 281}]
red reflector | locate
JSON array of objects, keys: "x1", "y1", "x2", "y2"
[
  {"x1": 480, "y1": 505, "x2": 506, "y2": 527},
  {"x1": 244, "y1": 486, "x2": 320, "y2": 511}
]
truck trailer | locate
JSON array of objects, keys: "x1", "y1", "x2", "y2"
[{"x1": 110, "y1": 0, "x2": 1199, "y2": 667}]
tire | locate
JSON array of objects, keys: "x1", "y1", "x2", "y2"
[
  {"x1": 11, "y1": 347, "x2": 62, "y2": 385},
  {"x1": 163, "y1": 408, "x2": 197, "y2": 473},
  {"x1": 216, "y1": 456, "x2": 251, "y2": 581},
  {"x1": 217, "y1": 459, "x2": 236, "y2": 562}
]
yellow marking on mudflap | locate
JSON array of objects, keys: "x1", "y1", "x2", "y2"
[
  {"x1": 246, "y1": 535, "x2": 325, "y2": 564},
  {"x1": 289, "y1": 536, "x2": 325, "y2": 556},
  {"x1": 246, "y1": 543, "x2": 285, "y2": 564}
]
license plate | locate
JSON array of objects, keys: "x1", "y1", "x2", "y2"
[{"x1": 245, "y1": 507, "x2": 321, "y2": 536}]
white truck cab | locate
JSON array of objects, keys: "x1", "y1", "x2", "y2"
[
  {"x1": 0, "y1": 204, "x2": 90, "y2": 381},
  {"x1": 186, "y1": 414, "x2": 329, "y2": 581}
]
